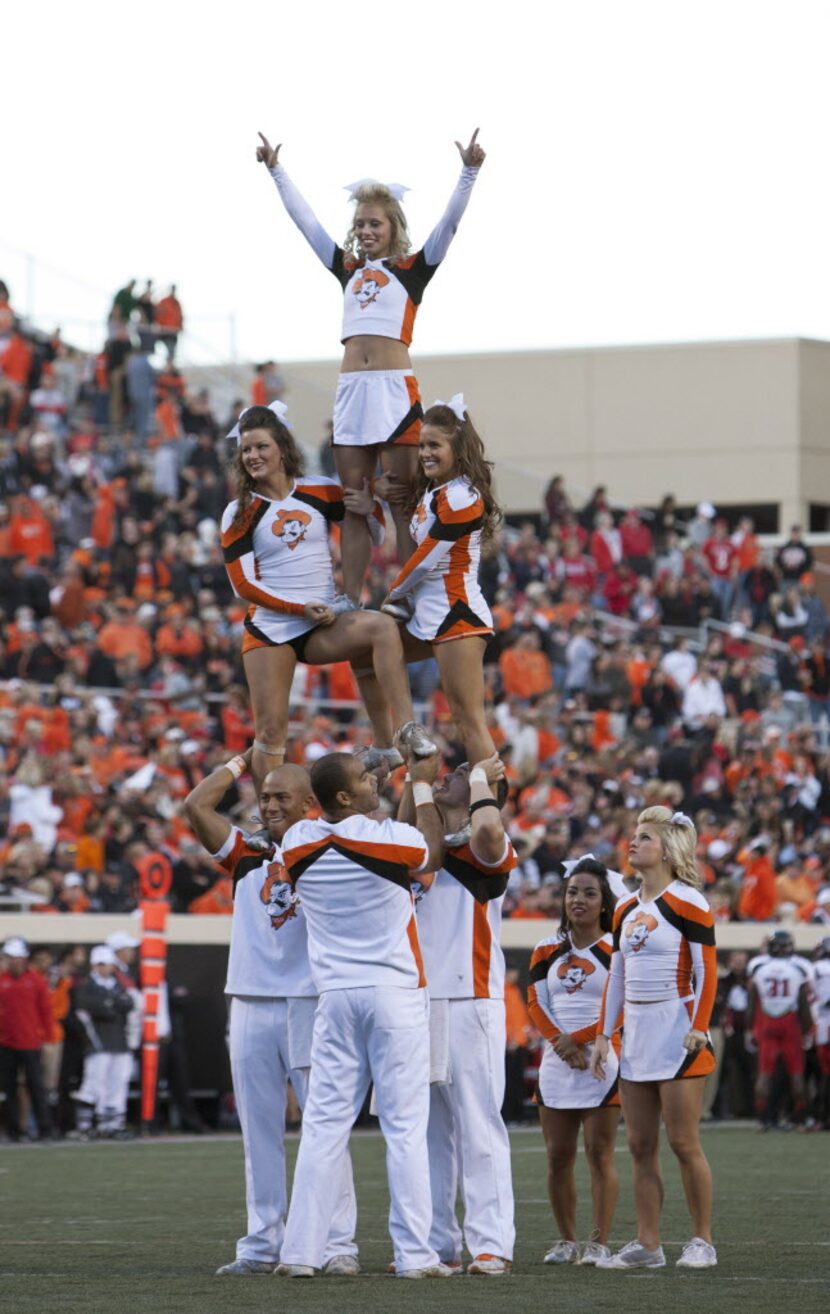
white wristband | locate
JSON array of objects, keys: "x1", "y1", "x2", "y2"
[
  {"x1": 412, "y1": 782, "x2": 434, "y2": 807},
  {"x1": 225, "y1": 755, "x2": 246, "y2": 781},
  {"x1": 469, "y1": 766, "x2": 488, "y2": 787}
]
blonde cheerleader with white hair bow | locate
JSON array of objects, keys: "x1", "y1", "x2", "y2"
[
  {"x1": 590, "y1": 807, "x2": 719, "y2": 1272},
  {"x1": 255, "y1": 129, "x2": 485, "y2": 603}
]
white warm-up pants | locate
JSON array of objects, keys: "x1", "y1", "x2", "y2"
[
  {"x1": 280, "y1": 985, "x2": 438, "y2": 1274},
  {"x1": 228, "y1": 995, "x2": 357, "y2": 1265},
  {"x1": 76, "y1": 1051, "x2": 132, "y2": 1130},
  {"x1": 427, "y1": 998, "x2": 515, "y2": 1262}
]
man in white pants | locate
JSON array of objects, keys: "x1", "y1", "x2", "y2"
[
  {"x1": 403, "y1": 754, "x2": 517, "y2": 1275},
  {"x1": 277, "y1": 750, "x2": 450, "y2": 1279},
  {"x1": 185, "y1": 748, "x2": 358, "y2": 1277},
  {"x1": 72, "y1": 946, "x2": 135, "y2": 1138}
]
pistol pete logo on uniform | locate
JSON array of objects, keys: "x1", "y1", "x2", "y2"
[
  {"x1": 556, "y1": 954, "x2": 596, "y2": 994},
  {"x1": 272, "y1": 508, "x2": 312, "y2": 549},
  {"x1": 353, "y1": 267, "x2": 390, "y2": 309},
  {"x1": 260, "y1": 863, "x2": 300, "y2": 929},
  {"x1": 624, "y1": 911, "x2": 659, "y2": 952}
]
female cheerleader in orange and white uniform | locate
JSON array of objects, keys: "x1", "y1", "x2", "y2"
[
  {"x1": 255, "y1": 130, "x2": 485, "y2": 602},
  {"x1": 380, "y1": 396, "x2": 498, "y2": 768},
  {"x1": 591, "y1": 807, "x2": 718, "y2": 1271},
  {"x1": 221, "y1": 402, "x2": 434, "y2": 793},
  {"x1": 528, "y1": 859, "x2": 621, "y2": 1267}
]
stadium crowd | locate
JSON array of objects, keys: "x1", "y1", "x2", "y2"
[{"x1": 3, "y1": 277, "x2": 830, "y2": 930}]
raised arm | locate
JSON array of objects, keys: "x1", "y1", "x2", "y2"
[
  {"x1": 408, "y1": 750, "x2": 444, "y2": 881},
  {"x1": 469, "y1": 753, "x2": 508, "y2": 866},
  {"x1": 184, "y1": 749, "x2": 252, "y2": 855},
  {"x1": 257, "y1": 132, "x2": 338, "y2": 270},
  {"x1": 421, "y1": 129, "x2": 485, "y2": 267}
]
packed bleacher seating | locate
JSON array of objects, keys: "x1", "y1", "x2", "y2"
[{"x1": 2, "y1": 276, "x2": 830, "y2": 929}]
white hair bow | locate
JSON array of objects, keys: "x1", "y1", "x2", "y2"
[
  {"x1": 671, "y1": 811, "x2": 695, "y2": 829},
  {"x1": 562, "y1": 853, "x2": 597, "y2": 878},
  {"x1": 227, "y1": 399, "x2": 290, "y2": 445},
  {"x1": 343, "y1": 178, "x2": 410, "y2": 202},
  {"x1": 432, "y1": 393, "x2": 467, "y2": 423}
]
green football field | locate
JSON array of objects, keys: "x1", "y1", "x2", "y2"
[{"x1": 1, "y1": 1126, "x2": 827, "y2": 1314}]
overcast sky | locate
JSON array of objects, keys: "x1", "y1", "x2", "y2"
[{"x1": 4, "y1": 0, "x2": 830, "y2": 366}]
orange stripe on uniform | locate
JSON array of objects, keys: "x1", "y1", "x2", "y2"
[
  {"x1": 225, "y1": 558, "x2": 306, "y2": 616},
  {"x1": 527, "y1": 981, "x2": 561, "y2": 1041},
  {"x1": 444, "y1": 537, "x2": 471, "y2": 610},
  {"x1": 472, "y1": 901, "x2": 492, "y2": 998},
  {"x1": 407, "y1": 913, "x2": 426, "y2": 987},
  {"x1": 676, "y1": 937, "x2": 692, "y2": 998},
  {"x1": 692, "y1": 943, "x2": 718, "y2": 1031},
  {"x1": 333, "y1": 836, "x2": 426, "y2": 870},
  {"x1": 662, "y1": 889, "x2": 714, "y2": 929},
  {"x1": 297, "y1": 482, "x2": 343, "y2": 503},
  {"x1": 435, "y1": 486, "x2": 484, "y2": 525}
]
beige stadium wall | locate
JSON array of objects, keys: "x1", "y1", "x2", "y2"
[{"x1": 264, "y1": 337, "x2": 830, "y2": 520}]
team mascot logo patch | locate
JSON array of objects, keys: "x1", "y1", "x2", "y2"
[
  {"x1": 260, "y1": 863, "x2": 300, "y2": 929},
  {"x1": 624, "y1": 911, "x2": 659, "y2": 952},
  {"x1": 557, "y1": 954, "x2": 596, "y2": 994},
  {"x1": 272, "y1": 508, "x2": 311, "y2": 549},
  {"x1": 353, "y1": 267, "x2": 390, "y2": 309}
]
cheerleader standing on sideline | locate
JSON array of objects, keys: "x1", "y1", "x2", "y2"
[
  {"x1": 591, "y1": 808, "x2": 718, "y2": 1270},
  {"x1": 221, "y1": 403, "x2": 435, "y2": 793},
  {"x1": 527, "y1": 859, "x2": 621, "y2": 1267},
  {"x1": 381, "y1": 396, "x2": 499, "y2": 768},
  {"x1": 256, "y1": 129, "x2": 485, "y2": 602}
]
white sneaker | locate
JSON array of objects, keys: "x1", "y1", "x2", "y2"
[
  {"x1": 676, "y1": 1238, "x2": 717, "y2": 1268},
  {"x1": 543, "y1": 1240, "x2": 580, "y2": 1264},
  {"x1": 214, "y1": 1258, "x2": 276, "y2": 1275},
  {"x1": 332, "y1": 594, "x2": 362, "y2": 615},
  {"x1": 323, "y1": 1254, "x2": 360, "y2": 1276},
  {"x1": 381, "y1": 598, "x2": 413, "y2": 622},
  {"x1": 596, "y1": 1240, "x2": 666, "y2": 1269},
  {"x1": 389, "y1": 1260, "x2": 462, "y2": 1276},
  {"x1": 578, "y1": 1242, "x2": 611, "y2": 1265},
  {"x1": 275, "y1": 1264, "x2": 315, "y2": 1277},
  {"x1": 395, "y1": 1262, "x2": 456, "y2": 1278},
  {"x1": 467, "y1": 1254, "x2": 513, "y2": 1276}
]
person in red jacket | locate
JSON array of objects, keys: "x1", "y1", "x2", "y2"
[{"x1": 0, "y1": 938, "x2": 53, "y2": 1140}]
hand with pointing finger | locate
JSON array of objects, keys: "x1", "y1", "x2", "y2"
[
  {"x1": 455, "y1": 128, "x2": 485, "y2": 169},
  {"x1": 256, "y1": 133, "x2": 281, "y2": 169}
]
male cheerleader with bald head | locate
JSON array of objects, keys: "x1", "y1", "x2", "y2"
[{"x1": 185, "y1": 750, "x2": 358, "y2": 1276}]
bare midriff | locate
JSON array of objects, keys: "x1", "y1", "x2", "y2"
[{"x1": 341, "y1": 335, "x2": 412, "y2": 372}]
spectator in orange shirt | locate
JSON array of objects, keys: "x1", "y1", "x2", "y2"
[
  {"x1": 96, "y1": 602, "x2": 154, "y2": 671},
  {"x1": 155, "y1": 611, "x2": 203, "y2": 664},
  {"x1": 189, "y1": 875, "x2": 234, "y2": 914},
  {"x1": 154, "y1": 285, "x2": 184, "y2": 361},
  {"x1": 737, "y1": 841, "x2": 778, "y2": 921},
  {"x1": 503, "y1": 966, "x2": 537, "y2": 1123},
  {"x1": 7, "y1": 494, "x2": 55, "y2": 566},
  {"x1": 499, "y1": 631, "x2": 553, "y2": 701}
]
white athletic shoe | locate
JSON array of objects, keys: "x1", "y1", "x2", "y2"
[
  {"x1": 395, "y1": 1262, "x2": 456, "y2": 1279},
  {"x1": 388, "y1": 1259, "x2": 462, "y2": 1276},
  {"x1": 596, "y1": 1240, "x2": 666, "y2": 1269},
  {"x1": 676, "y1": 1238, "x2": 718, "y2": 1268},
  {"x1": 381, "y1": 598, "x2": 413, "y2": 622},
  {"x1": 396, "y1": 720, "x2": 438, "y2": 759},
  {"x1": 362, "y1": 745, "x2": 405, "y2": 771},
  {"x1": 578, "y1": 1242, "x2": 612, "y2": 1266},
  {"x1": 215, "y1": 1258, "x2": 276, "y2": 1275},
  {"x1": 543, "y1": 1240, "x2": 580, "y2": 1265},
  {"x1": 332, "y1": 594, "x2": 363, "y2": 616},
  {"x1": 323, "y1": 1254, "x2": 361, "y2": 1276},
  {"x1": 275, "y1": 1264, "x2": 315, "y2": 1278},
  {"x1": 467, "y1": 1253, "x2": 513, "y2": 1276}
]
